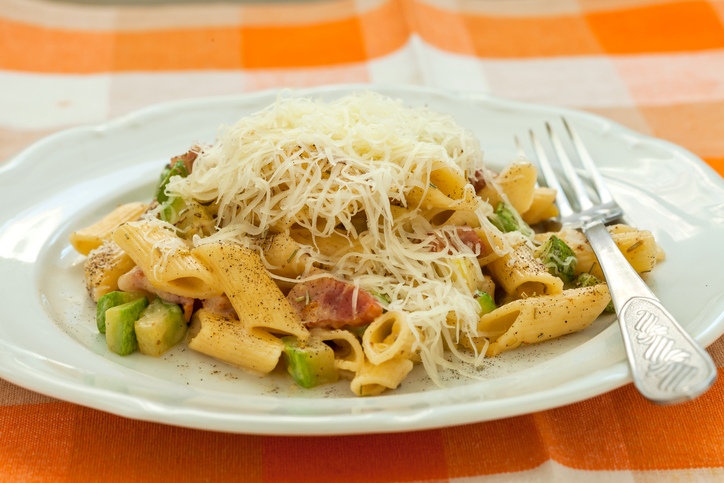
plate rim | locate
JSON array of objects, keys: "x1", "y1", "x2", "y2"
[{"x1": 1, "y1": 83, "x2": 723, "y2": 435}]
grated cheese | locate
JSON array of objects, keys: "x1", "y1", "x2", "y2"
[{"x1": 164, "y1": 91, "x2": 497, "y2": 384}]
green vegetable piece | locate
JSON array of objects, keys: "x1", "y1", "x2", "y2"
[
  {"x1": 174, "y1": 201, "x2": 214, "y2": 239},
  {"x1": 96, "y1": 291, "x2": 147, "y2": 334},
  {"x1": 155, "y1": 165, "x2": 171, "y2": 199},
  {"x1": 345, "y1": 324, "x2": 369, "y2": 338},
  {"x1": 135, "y1": 299, "x2": 187, "y2": 357},
  {"x1": 105, "y1": 298, "x2": 149, "y2": 356},
  {"x1": 159, "y1": 196, "x2": 186, "y2": 225},
  {"x1": 535, "y1": 234, "x2": 577, "y2": 283},
  {"x1": 156, "y1": 160, "x2": 188, "y2": 204},
  {"x1": 474, "y1": 290, "x2": 496, "y2": 315},
  {"x1": 281, "y1": 336, "x2": 339, "y2": 389},
  {"x1": 575, "y1": 272, "x2": 615, "y2": 313},
  {"x1": 489, "y1": 202, "x2": 529, "y2": 234},
  {"x1": 159, "y1": 198, "x2": 214, "y2": 239}
]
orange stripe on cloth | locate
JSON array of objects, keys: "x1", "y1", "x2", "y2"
[
  {"x1": 240, "y1": 18, "x2": 366, "y2": 69},
  {"x1": 703, "y1": 157, "x2": 724, "y2": 178},
  {"x1": 114, "y1": 28, "x2": 242, "y2": 71},
  {"x1": 639, "y1": 100, "x2": 724, "y2": 161},
  {"x1": 0, "y1": 402, "x2": 265, "y2": 482},
  {"x1": 586, "y1": 1, "x2": 724, "y2": 54},
  {"x1": 0, "y1": 17, "x2": 114, "y2": 73},
  {"x1": 263, "y1": 432, "x2": 450, "y2": 482},
  {"x1": 1, "y1": 372, "x2": 724, "y2": 480},
  {"x1": 0, "y1": 1, "x2": 408, "y2": 73},
  {"x1": 406, "y1": 0, "x2": 603, "y2": 58},
  {"x1": 444, "y1": 369, "x2": 724, "y2": 476}
]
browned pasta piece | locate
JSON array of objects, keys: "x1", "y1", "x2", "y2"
[{"x1": 84, "y1": 240, "x2": 136, "y2": 302}]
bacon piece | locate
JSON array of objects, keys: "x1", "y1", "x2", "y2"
[
  {"x1": 170, "y1": 146, "x2": 200, "y2": 174},
  {"x1": 286, "y1": 274, "x2": 383, "y2": 329},
  {"x1": 468, "y1": 168, "x2": 497, "y2": 193},
  {"x1": 201, "y1": 294, "x2": 237, "y2": 318},
  {"x1": 429, "y1": 226, "x2": 484, "y2": 256},
  {"x1": 118, "y1": 266, "x2": 194, "y2": 322}
]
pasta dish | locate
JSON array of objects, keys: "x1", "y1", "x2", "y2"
[{"x1": 69, "y1": 92, "x2": 663, "y2": 396}]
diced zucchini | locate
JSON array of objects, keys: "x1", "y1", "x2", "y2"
[
  {"x1": 535, "y1": 235, "x2": 577, "y2": 283},
  {"x1": 96, "y1": 291, "x2": 147, "y2": 334},
  {"x1": 345, "y1": 324, "x2": 369, "y2": 338},
  {"x1": 281, "y1": 336, "x2": 339, "y2": 389},
  {"x1": 105, "y1": 298, "x2": 149, "y2": 356},
  {"x1": 135, "y1": 299, "x2": 187, "y2": 357},
  {"x1": 474, "y1": 290, "x2": 496, "y2": 315},
  {"x1": 156, "y1": 160, "x2": 188, "y2": 203},
  {"x1": 489, "y1": 202, "x2": 529, "y2": 234},
  {"x1": 159, "y1": 196, "x2": 186, "y2": 225},
  {"x1": 174, "y1": 201, "x2": 214, "y2": 239},
  {"x1": 159, "y1": 198, "x2": 214, "y2": 240},
  {"x1": 575, "y1": 272, "x2": 615, "y2": 313}
]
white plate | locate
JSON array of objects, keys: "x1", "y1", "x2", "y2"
[{"x1": 1, "y1": 85, "x2": 724, "y2": 435}]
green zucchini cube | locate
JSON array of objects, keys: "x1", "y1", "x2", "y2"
[{"x1": 105, "y1": 298, "x2": 149, "y2": 356}]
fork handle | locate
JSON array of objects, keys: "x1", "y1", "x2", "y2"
[{"x1": 583, "y1": 221, "x2": 717, "y2": 404}]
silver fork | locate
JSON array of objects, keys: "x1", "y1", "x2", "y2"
[{"x1": 520, "y1": 119, "x2": 717, "y2": 405}]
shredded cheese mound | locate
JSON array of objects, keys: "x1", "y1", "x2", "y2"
[{"x1": 167, "y1": 91, "x2": 496, "y2": 384}]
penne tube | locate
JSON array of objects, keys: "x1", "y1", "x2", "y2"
[
  {"x1": 487, "y1": 241, "x2": 563, "y2": 298},
  {"x1": 350, "y1": 357, "x2": 414, "y2": 397},
  {"x1": 479, "y1": 284, "x2": 611, "y2": 356},
  {"x1": 311, "y1": 328, "x2": 365, "y2": 374},
  {"x1": 363, "y1": 311, "x2": 417, "y2": 365},
  {"x1": 261, "y1": 232, "x2": 308, "y2": 279},
  {"x1": 521, "y1": 187, "x2": 558, "y2": 225},
  {"x1": 193, "y1": 242, "x2": 309, "y2": 340},
  {"x1": 84, "y1": 240, "x2": 136, "y2": 302},
  {"x1": 187, "y1": 309, "x2": 283, "y2": 374},
  {"x1": 112, "y1": 221, "x2": 221, "y2": 299},
  {"x1": 477, "y1": 161, "x2": 537, "y2": 214},
  {"x1": 70, "y1": 202, "x2": 148, "y2": 255}
]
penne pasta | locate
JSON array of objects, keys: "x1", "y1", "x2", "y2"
[
  {"x1": 193, "y1": 242, "x2": 309, "y2": 340},
  {"x1": 70, "y1": 92, "x2": 667, "y2": 397},
  {"x1": 84, "y1": 240, "x2": 136, "y2": 302},
  {"x1": 479, "y1": 284, "x2": 611, "y2": 356},
  {"x1": 363, "y1": 312, "x2": 417, "y2": 365},
  {"x1": 187, "y1": 309, "x2": 283, "y2": 374},
  {"x1": 350, "y1": 358, "x2": 414, "y2": 396},
  {"x1": 112, "y1": 221, "x2": 221, "y2": 299},
  {"x1": 70, "y1": 202, "x2": 148, "y2": 255}
]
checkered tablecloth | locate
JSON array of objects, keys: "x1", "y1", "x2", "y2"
[{"x1": 3, "y1": 0, "x2": 724, "y2": 481}]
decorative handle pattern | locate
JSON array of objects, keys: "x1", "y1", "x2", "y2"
[{"x1": 583, "y1": 222, "x2": 717, "y2": 405}]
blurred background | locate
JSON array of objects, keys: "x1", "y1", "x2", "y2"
[{"x1": 3, "y1": 0, "x2": 723, "y2": 178}]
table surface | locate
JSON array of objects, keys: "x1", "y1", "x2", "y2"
[{"x1": 3, "y1": 0, "x2": 724, "y2": 481}]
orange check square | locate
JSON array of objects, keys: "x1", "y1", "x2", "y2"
[
  {"x1": 242, "y1": 19, "x2": 367, "y2": 69},
  {"x1": 586, "y1": 1, "x2": 724, "y2": 54}
]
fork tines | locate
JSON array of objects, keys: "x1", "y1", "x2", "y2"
[{"x1": 520, "y1": 118, "x2": 619, "y2": 225}]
